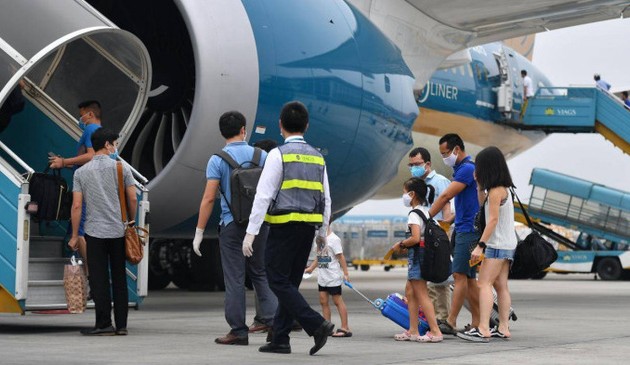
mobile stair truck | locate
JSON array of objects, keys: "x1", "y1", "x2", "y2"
[
  {"x1": 521, "y1": 168, "x2": 630, "y2": 280},
  {"x1": 0, "y1": 0, "x2": 151, "y2": 314}
]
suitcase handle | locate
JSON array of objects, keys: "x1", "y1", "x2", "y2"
[{"x1": 344, "y1": 280, "x2": 381, "y2": 309}]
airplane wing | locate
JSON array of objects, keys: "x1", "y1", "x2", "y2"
[{"x1": 348, "y1": 0, "x2": 630, "y2": 86}]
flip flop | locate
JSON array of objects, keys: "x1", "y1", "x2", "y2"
[
  {"x1": 490, "y1": 327, "x2": 511, "y2": 340},
  {"x1": 332, "y1": 329, "x2": 353, "y2": 338}
]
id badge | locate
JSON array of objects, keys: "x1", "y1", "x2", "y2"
[{"x1": 317, "y1": 255, "x2": 331, "y2": 269}]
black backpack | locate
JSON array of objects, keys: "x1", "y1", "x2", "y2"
[
  {"x1": 215, "y1": 148, "x2": 263, "y2": 226},
  {"x1": 412, "y1": 209, "x2": 452, "y2": 283},
  {"x1": 28, "y1": 168, "x2": 72, "y2": 221}
]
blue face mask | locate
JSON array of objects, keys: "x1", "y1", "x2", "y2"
[
  {"x1": 410, "y1": 165, "x2": 426, "y2": 178},
  {"x1": 78, "y1": 120, "x2": 86, "y2": 131},
  {"x1": 109, "y1": 148, "x2": 119, "y2": 160}
]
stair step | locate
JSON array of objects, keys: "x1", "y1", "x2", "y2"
[
  {"x1": 28, "y1": 280, "x2": 64, "y2": 286},
  {"x1": 28, "y1": 258, "x2": 71, "y2": 281},
  {"x1": 29, "y1": 236, "x2": 64, "y2": 258},
  {"x1": 25, "y1": 282, "x2": 67, "y2": 307}
]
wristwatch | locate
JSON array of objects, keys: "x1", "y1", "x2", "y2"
[{"x1": 478, "y1": 241, "x2": 487, "y2": 249}]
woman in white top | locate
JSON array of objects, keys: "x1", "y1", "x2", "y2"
[{"x1": 459, "y1": 146, "x2": 517, "y2": 342}]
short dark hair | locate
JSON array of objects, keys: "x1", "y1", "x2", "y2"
[
  {"x1": 91, "y1": 127, "x2": 119, "y2": 151},
  {"x1": 253, "y1": 139, "x2": 278, "y2": 152},
  {"x1": 594, "y1": 73, "x2": 601, "y2": 81},
  {"x1": 409, "y1": 147, "x2": 431, "y2": 162},
  {"x1": 475, "y1": 146, "x2": 514, "y2": 190},
  {"x1": 521, "y1": 70, "x2": 527, "y2": 76},
  {"x1": 403, "y1": 177, "x2": 434, "y2": 206},
  {"x1": 439, "y1": 133, "x2": 465, "y2": 151},
  {"x1": 622, "y1": 91, "x2": 628, "y2": 98},
  {"x1": 219, "y1": 111, "x2": 246, "y2": 139},
  {"x1": 78, "y1": 100, "x2": 102, "y2": 118},
  {"x1": 280, "y1": 101, "x2": 309, "y2": 133}
]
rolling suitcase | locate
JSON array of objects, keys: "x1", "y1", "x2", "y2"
[{"x1": 344, "y1": 281, "x2": 429, "y2": 335}]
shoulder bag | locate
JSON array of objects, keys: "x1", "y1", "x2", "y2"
[
  {"x1": 116, "y1": 162, "x2": 148, "y2": 265},
  {"x1": 510, "y1": 188, "x2": 558, "y2": 279}
]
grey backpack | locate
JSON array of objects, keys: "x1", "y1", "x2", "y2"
[{"x1": 214, "y1": 148, "x2": 263, "y2": 226}]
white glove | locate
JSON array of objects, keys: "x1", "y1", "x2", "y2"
[
  {"x1": 243, "y1": 233, "x2": 255, "y2": 257},
  {"x1": 315, "y1": 235, "x2": 327, "y2": 252},
  {"x1": 193, "y1": 228, "x2": 204, "y2": 256}
]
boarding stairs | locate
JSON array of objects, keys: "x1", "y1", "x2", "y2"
[
  {"x1": 0, "y1": 2, "x2": 151, "y2": 313},
  {"x1": 516, "y1": 87, "x2": 630, "y2": 155},
  {"x1": 513, "y1": 168, "x2": 630, "y2": 279}
]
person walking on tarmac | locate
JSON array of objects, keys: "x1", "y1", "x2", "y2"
[
  {"x1": 427, "y1": 133, "x2": 481, "y2": 334},
  {"x1": 192, "y1": 111, "x2": 277, "y2": 345},
  {"x1": 243, "y1": 101, "x2": 333, "y2": 355}
]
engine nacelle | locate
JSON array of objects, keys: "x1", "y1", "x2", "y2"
[{"x1": 88, "y1": 0, "x2": 418, "y2": 237}]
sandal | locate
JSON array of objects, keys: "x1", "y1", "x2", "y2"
[
  {"x1": 438, "y1": 320, "x2": 457, "y2": 336},
  {"x1": 456, "y1": 327, "x2": 490, "y2": 343},
  {"x1": 417, "y1": 332, "x2": 443, "y2": 343},
  {"x1": 394, "y1": 331, "x2": 410, "y2": 341},
  {"x1": 490, "y1": 327, "x2": 511, "y2": 340},
  {"x1": 332, "y1": 329, "x2": 353, "y2": 338}
]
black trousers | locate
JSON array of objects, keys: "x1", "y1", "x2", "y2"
[
  {"x1": 265, "y1": 223, "x2": 324, "y2": 345},
  {"x1": 85, "y1": 235, "x2": 128, "y2": 329}
]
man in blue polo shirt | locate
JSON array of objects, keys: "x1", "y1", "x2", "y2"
[
  {"x1": 49, "y1": 100, "x2": 103, "y2": 273},
  {"x1": 193, "y1": 111, "x2": 277, "y2": 346},
  {"x1": 427, "y1": 133, "x2": 480, "y2": 334}
]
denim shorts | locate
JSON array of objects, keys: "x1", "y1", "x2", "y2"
[
  {"x1": 452, "y1": 231, "x2": 481, "y2": 278},
  {"x1": 407, "y1": 246, "x2": 424, "y2": 280},
  {"x1": 484, "y1": 247, "x2": 515, "y2": 261}
]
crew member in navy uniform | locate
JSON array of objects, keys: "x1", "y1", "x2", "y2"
[{"x1": 243, "y1": 101, "x2": 333, "y2": 355}]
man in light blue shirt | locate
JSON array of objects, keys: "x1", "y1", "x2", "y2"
[
  {"x1": 594, "y1": 74, "x2": 611, "y2": 91},
  {"x1": 193, "y1": 111, "x2": 277, "y2": 346}
]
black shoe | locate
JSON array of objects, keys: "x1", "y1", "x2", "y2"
[
  {"x1": 80, "y1": 326, "x2": 116, "y2": 336},
  {"x1": 259, "y1": 343, "x2": 291, "y2": 354},
  {"x1": 115, "y1": 328, "x2": 128, "y2": 336},
  {"x1": 266, "y1": 328, "x2": 273, "y2": 343},
  {"x1": 310, "y1": 320, "x2": 334, "y2": 356}
]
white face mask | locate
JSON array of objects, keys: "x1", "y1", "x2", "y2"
[
  {"x1": 443, "y1": 150, "x2": 458, "y2": 167},
  {"x1": 402, "y1": 193, "x2": 412, "y2": 207}
]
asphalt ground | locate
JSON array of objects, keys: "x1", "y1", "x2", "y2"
[{"x1": 1, "y1": 269, "x2": 629, "y2": 364}]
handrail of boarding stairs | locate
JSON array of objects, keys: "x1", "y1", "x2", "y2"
[{"x1": 0, "y1": 140, "x2": 35, "y2": 178}]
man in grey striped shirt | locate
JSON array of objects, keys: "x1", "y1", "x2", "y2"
[{"x1": 69, "y1": 127, "x2": 136, "y2": 336}]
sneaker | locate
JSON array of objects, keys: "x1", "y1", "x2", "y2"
[
  {"x1": 115, "y1": 328, "x2": 128, "y2": 336},
  {"x1": 215, "y1": 332, "x2": 248, "y2": 345},
  {"x1": 456, "y1": 327, "x2": 490, "y2": 343},
  {"x1": 417, "y1": 332, "x2": 443, "y2": 343},
  {"x1": 248, "y1": 321, "x2": 270, "y2": 333}
]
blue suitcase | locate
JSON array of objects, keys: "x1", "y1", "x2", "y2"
[{"x1": 344, "y1": 281, "x2": 429, "y2": 335}]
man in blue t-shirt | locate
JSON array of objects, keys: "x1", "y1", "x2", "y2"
[
  {"x1": 427, "y1": 133, "x2": 480, "y2": 334},
  {"x1": 49, "y1": 100, "x2": 103, "y2": 271},
  {"x1": 193, "y1": 111, "x2": 277, "y2": 346}
]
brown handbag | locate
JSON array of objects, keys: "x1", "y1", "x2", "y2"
[{"x1": 116, "y1": 162, "x2": 148, "y2": 264}]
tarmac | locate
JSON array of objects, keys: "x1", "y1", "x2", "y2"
[{"x1": 1, "y1": 269, "x2": 629, "y2": 365}]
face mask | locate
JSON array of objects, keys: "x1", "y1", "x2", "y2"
[
  {"x1": 410, "y1": 165, "x2": 426, "y2": 178},
  {"x1": 78, "y1": 119, "x2": 86, "y2": 131},
  {"x1": 402, "y1": 193, "x2": 412, "y2": 207},
  {"x1": 109, "y1": 148, "x2": 119, "y2": 160},
  {"x1": 443, "y1": 150, "x2": 457, "y2": 167}
]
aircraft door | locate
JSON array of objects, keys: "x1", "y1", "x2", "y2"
[{"x1": 493, "y1": 47, "x2": 513, "y2": 116}]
